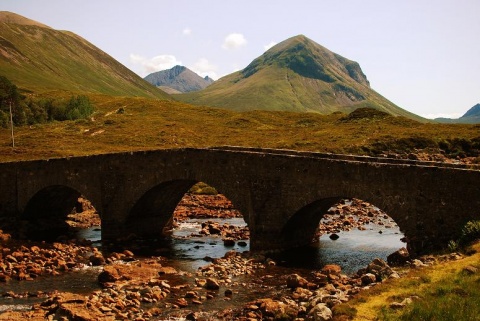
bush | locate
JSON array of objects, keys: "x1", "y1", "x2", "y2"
[
  {"x1": 459, "y1": 220, "x2": 480, "y2": 246},
  {"x1": 189, "y1": 182, "x2": 218, "y2": 195}
]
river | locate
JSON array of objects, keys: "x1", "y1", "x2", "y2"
[{"x1": 0, "y1": 216, "x2": 404, "y2": 318}]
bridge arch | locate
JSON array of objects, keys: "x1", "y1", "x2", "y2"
[
  {"x1": 126, "y1": 179, "x2": 197, "y2": 239},
  {"x1": 125, "y1": 179, "x2": 248, "y2": 241},
  {"x1": 21, "y1": 184, "x2": 101, "y2": 240},
  {"x1": 279, "y1": 193, "x2": 411, "y2": 251}
]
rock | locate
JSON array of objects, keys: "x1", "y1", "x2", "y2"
[
  {"x1": 223, "y1": 238, "x2": 235, "y2": 247},
  {"x1": 410, "y1": 259, "x2": 427, "y2": 268},
  {"x1": 387, "y1": 247, "x2": 410, "y2": 266},
  {"x1": 238, "y1": 241, "x2": 248, "y2": 247},
  {"x1": 463, "y1": 265, "x2": 478, "y2": 274},
  {"x1": 89, "y1": 254, "x2": 106, "y2": 266},
  {"x1": 321, "y1": 264, "x2": 342, "y2": 276},
  {"x1": 256, "y1": 298, "x2": 298, "y2": 319},
  {"x1": 185, "y1": 291, "x2": 198, "y2": 299},
  {"x1": 223, "y1": 250, "x2": 237, "y2": 259},
  {"x1": 206, "y1": 278, "x2": 220, "y2": 290},
  {"x1": 329, "y1": 233, "x2": 340, "y2": 240},
  {"x1": 313, "y1": 273, "x2": 329, "y2": 286},
  {"x1": 389, "y1": 302, "x2": 406, "y2": 309},
  {"x1": 98, "y1": 266, "x2": 121, "y2": 284},
  {"x1": 158, "y1": 266, "x2": 177, "y2": 275},
  {"x1": 0, "y1": 273, "x2": 11, "y2": 282},
  {"x1": 174, "y1": 298, "x2": 188, "y2": 307},
  {"x1": 186, "y1": 312, "x2": 200, "y2": 321},
  {"x1": 286, "y1": 274, "x2": 309, "y2": 289},
  {"x1": 361, "y1": 273, "x2": 376, "y2": 285},
  {"x1": 225, "y1": 289, "x2": 233, "y2": 297},
  {"x1": 308, "y1": 303, "x2": 333, "y2": 321}
]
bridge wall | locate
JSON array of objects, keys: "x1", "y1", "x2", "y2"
[{"x1": 0, "y1": 148, "x2": 479, "y2": 255}]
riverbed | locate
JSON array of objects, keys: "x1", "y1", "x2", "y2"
[{"x1": 0, "y1": 217, "x2": 404, "y2": 318}]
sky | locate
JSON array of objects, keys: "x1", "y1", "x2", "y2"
[{"x1": 2, "y1": 0, "x2": 480, "y2": 118}]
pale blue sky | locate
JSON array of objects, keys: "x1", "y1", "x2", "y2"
[{"x1": 2, "y1": 0, "x2": 479, "y2": 118}]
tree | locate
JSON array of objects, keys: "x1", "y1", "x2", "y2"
[{"x1": 0, "y1": 75, "x2": 24, "y2": 127}]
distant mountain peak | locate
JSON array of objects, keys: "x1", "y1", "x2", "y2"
[
  {"x1": 435, "y1": 103, "x2": 480, "y2": 124},
  {"x1": 461, "y1": 103, "x2": 480, "y2": 118},
  {"x1": 0, "y1": 11, "x2": 51, "y2": 29},
  {"x1": 177, "y1": 34, "x2": 422, "y2": 121},
  {"x1": 242, "y1": 34, "x2": 370, "y2": 88},
  {"x1": 144, "y1": 66, "x2": 213, "y2": 93}
]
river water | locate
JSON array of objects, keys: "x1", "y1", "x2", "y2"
[{"x1": 0, "y1": 217, "x2": 405, "y2": 316}]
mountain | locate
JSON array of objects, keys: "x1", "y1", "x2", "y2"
[
  {"x1": 435, "y1": 103, "x2": 480, "y2": 124},
  {"x1": 178, "y1": 35, "x2": 422, "y2": 120},
  {"x1": 144, "y1": 65, "x2": 214, "y2": 93},
  {"x1": 0, "y1": 11, "x2": 170, "y2": 99}
]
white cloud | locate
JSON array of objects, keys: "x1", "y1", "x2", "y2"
[
  {"x1": 263, "y1": 41, "x2": 277, "y2": 51},
  {"x1": 191, "y1": 58, "x2": 218, "y2": 80},
  {"x1": 222, "y1": 33, "x2": 247, "y2": 50},
  {"x1": 421, "y1": 112, "x2": 462, "y2": 119},
  {"x1": 129, "y1": 54, "x2": 182, "y2": 76},
  {"x1": 183, "y1": 28, "x2": 192, "y2": 36}
]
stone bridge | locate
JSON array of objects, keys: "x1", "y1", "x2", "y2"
[{"x1": 1, "y1": 147, "x2": 479, "y2": 255}]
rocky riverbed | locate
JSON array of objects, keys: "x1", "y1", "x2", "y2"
[{"x1": 0, "y1": 193, "x2": 462, "y2": 320}]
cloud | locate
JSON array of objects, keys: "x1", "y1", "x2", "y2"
[
  {"x1": 263, "y1": 41, "x2": 277, "y2": 51},
  {"x1": 222, "y1": 33, "x2": 247, "y2": 50},
  {"x1": 183, "y1": 28, "x2": 192, "y2": 36},
  {"x1": 421, "y1": 112, "x2": 462, "y2": 119},
  {"x1": 191, "y1": 58, "x2": 218, "y2": 80},
  {"x1": 130, "y1": 54, "x2": 182, "y2": 75}
]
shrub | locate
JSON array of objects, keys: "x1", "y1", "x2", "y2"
[
  {"x1": 459, "y1": 220, "x2": 480, "y2": 246},
  {"x1": 189, "y1": 182, "x2": 218, "y2": 195}
]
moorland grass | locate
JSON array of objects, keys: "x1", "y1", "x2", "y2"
[
  {"x1": 333, "y1": 242, "x2": 480, "y2": 321},
  {"x1": 0, "y1": 93, "x2": 479, "y2": 163}
]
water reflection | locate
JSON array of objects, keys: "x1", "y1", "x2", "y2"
[{"x1": 274, "y1": 223, "x2": 404, "y2": 274}]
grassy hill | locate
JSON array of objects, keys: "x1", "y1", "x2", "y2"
[
  {"x1": 0, "y1": 11, "x2": 170, "y2": 99},
  {"x1": 0, "y1": 93, "x2": 478, "y2": 163},
  {"x1": 178, "y1": 35, "x2": 423, "y2": 121}
]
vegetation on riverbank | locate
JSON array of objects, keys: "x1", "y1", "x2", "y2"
[
  {"x1": 0, "y1": 93, "x2": 479, "y2": 163},
  {"x1": 333, "y1": 241, "x2": 480, "y2": 321}
]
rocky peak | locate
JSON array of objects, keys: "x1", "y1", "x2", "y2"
[
  {"x1": 461, "y1": 103, "x2": 480, "y2": 118},
  {"x1": 144, "y1": 65, "x2": 213, "y2": 93}
]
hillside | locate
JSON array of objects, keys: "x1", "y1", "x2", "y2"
[
  {"x1": 0, "y1": 93, "x2": 478, "y2": 164},
  {"x1": 0, "y1": 11, "x2": 170, "y2": 99},
  {"x1": 144, "y1": 65, "x2": 214, "y2": 93},
  {"x1": 435, "y1": 103, "x2": 480, "y2": 124},
  {"x1": 178, "y1": 35, "x2": 423, "y2": 121}
]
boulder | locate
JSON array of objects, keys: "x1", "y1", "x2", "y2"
[
  {"x1": 387, "y1": 247, "x2": 410, "y2": 266},
  {"x1": 223, "y1": 238, "x2": 235, "y2": 247},
  {"x1": 98, "y1": 265, "x2": 121, "y2": 284},
  {"x1": 286, "y1": 273, "x2": 309, "y2": 289},
  {"x1": 321, "y1": 264, "x2": 342, "y2": 276},
  {"x1": 361, "y1": 273, "x2": 376, "y2": 285},
  {"x1": 89, "y1": 254, "x2": 106, "y2": 266},
  {"x1": 205, "y1": 278, "x2": 220, "y2": 290},
  {"x1": 308, "y1": 303, "x2": 333, "y2": 321}
]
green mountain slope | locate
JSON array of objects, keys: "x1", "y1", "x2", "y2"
[
  {"x1": 178, "y1": 35, "x2": 422, "y2": 120},
  {"x1": 0, "y1": 11, "x2": 170, "y2": 99}
]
